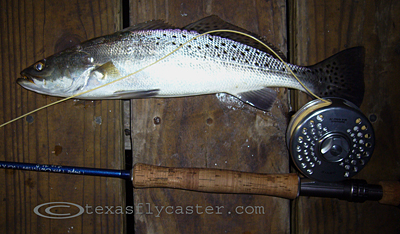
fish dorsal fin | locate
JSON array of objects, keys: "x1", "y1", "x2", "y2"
[
  {"x1": 183, "y1": 15, "x2": 287, "y2": 61},
  {"x1": 91, "y1": 61, "x2": 120, "y2": 79},
  {"x1": 121, "y1": 20, "x2": 178, "y2": 32}
]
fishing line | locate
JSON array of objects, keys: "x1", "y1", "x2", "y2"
[
  {"x1": 204, "y1": 30, "x2": 329, "y2": 104},
  {"x1": 0, "y1": 29, "x2": 329, "y2": 128}
]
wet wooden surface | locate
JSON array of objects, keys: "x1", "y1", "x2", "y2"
[
  {"x1": 290, "y1": 0, "x2": 400, "y2": 233},
  {"x1": 0, "y1": 0, "x2": 125, "y2": 233},
  {"x1": 129, "y1": 1, "x2": 290, "y2": 233},
  {"x1": 1, "y1": 0, "x2": 399, "y2": 233}
]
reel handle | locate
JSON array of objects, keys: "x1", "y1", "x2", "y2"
[{"x1": 131, "y1": 163, "x2": 300, "y2": 199}]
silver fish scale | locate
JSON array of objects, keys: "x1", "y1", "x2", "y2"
[
  {"x1": 150, "y1": 29, "x2": 295, "y2": 77},
  {"x1": 18, "y1": 17, "x2": 364, "y2": 107},
  {"x1": 163, "y1": 30, "x2": 305, "y2": 89},
  {"x1": 81, "y1": 29, "x2": 311, "y2": 97}
]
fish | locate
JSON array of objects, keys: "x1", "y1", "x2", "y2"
[{"x1": 17, "y1": 16, "x2": 365, "y2": 110}]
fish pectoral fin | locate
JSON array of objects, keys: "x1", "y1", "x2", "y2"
[
  {"x1": 233, "y1": 87, "x2": 277, "y2": 111},
  {"x1": 91, "y1": 61, "x2": 120, "y2": 79},
  {"x1": 111, "y1": 89, "x2": 160, "y2": 99}
]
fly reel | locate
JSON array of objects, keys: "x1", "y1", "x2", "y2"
[{"x1": 287, "y1": 98, "x2": 375, "y2": 182}]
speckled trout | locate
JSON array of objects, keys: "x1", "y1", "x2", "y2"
[{"x1": 18, "y1": 16, "x2": 365, "y2": 110}]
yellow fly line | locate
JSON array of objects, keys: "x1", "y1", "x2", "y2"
[{"x1": 0, "y1": 29, "x2": 329, "y2": 128}]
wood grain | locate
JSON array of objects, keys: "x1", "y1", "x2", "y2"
[
  {"x1": 129, "y1": 0, "x2": 290, "y2": 233},
  {"x1": 0, "y1": 0, "x2": 124, "y2": 233},
  {"x1": 291, "y1": 0, "x2": 400, "y2": 233}
]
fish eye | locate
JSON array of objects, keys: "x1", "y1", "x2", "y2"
[{"x1": 34, "y1": 61, "x2": 45, "y2": 71}]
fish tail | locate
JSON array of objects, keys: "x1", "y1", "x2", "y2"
[{"x1": 307, "y1": 46, "x2": 365, "y2": 107}]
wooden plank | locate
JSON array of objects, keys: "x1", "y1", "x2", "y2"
[
  {"x1": 291, "y1": 0, "x2": 400, "y2": 233},
  {"x1": 0, "y1": 0, "x2": 125, "y2": 233},
  {"x1": 129, "y1": 1, "x2": 290, "y2": 233}
]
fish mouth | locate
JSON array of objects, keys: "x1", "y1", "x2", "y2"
[
  {"x1": 17, "y1": 75, "x2": 36, "y2": 84},
  {"x1": 17, "y1": 74, "x2": 52, "y2": 96}
]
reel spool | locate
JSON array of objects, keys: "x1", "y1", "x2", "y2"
[{"x1": 287, "y1": 98, "x2": 375, "y2": 182}]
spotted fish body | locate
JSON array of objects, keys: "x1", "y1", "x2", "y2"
[{"x1": 18, "y1": 16, "x2": 365, "y2": 110}]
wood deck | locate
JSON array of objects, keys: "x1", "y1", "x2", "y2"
[
  {"x1": 0, "y1": 0, "x2": 399, "y2": 233},
  {"x1": 0, "y1": 0, "x2": 125, "y2": 233}
]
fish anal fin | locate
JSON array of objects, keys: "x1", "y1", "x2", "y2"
[{"x1": 233, "y1": 87, "x2": 277, "y2": 111}]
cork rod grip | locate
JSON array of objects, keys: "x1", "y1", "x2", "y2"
[
  {"x1": 379, "y1": 181, "x2": 400, "y2": 206},
  {"x1": 132, "y1": 163, "x2": 299, "y2": 199}
]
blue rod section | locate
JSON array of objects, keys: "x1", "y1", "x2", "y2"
[{"x1": 0, "y1": 161, "x2": 131, "y2": 180}]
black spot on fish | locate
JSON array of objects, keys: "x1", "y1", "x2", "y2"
[{"x1": 172, "y1": 35, "x2": 177, "y2": 38}]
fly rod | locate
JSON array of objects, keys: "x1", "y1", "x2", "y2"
[{"x1": 0, "y1": 161, "x2": 399, "y2": 206}]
